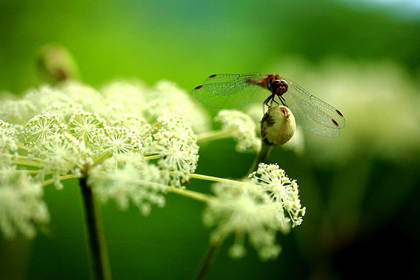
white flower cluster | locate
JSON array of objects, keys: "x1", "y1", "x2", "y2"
[
  {"x1": 88, "y1": 154, "x2": 166, "y2": 216},
  {"x1": 0, "y1": 167, "x2": 50, "y2": 239},
  {"x1": 0, "y1": 120, "x2": 19, "y2": 165},
  {"x1": 0, "y1": 80, "x2": 207, "y2": 238},
  {"x1": 249, "y1": 163, "x2": 306, "y2": 228},
  {"x1": 149, "y1": 115, "x2": 199, "y2": 187},
  {"x1": 215, "y1": 110, "x2": 261, "y2": 152},
  {"x1": 1, "y1": 78, "x2": 306, "y2": 264},
  {"x1": 203, "y1": 163, "x2": 305, "y2": 260}
]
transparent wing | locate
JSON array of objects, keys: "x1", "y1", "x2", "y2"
[
  {"x1": 190, "y1": 73, "x2": 346, "y2": 137},
  {"x1": 190, "y1": 73, "x2": 267, "y2": 108},
  {"x1": 284, "y1": 79, "x2": 346, "y2": 137}
]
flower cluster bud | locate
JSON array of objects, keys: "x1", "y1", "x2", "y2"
[
  {"x1": 261, "y1": 106, "x2": 296, "y2": 146},
  {"x1": 37, "y1": 43, "x2": 80, "y2": 83}
]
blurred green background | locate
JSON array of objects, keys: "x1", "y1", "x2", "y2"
[{"x1": 1, "y1": 0, "x2": 419, "y2": 279}]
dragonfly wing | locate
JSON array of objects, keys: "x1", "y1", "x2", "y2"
[
  {"x1": 190, "y1": 73, "x2": 266, "y2": 108},
  {"x1": 284, "y1": 79, "x2": 346, "y2": 137}
]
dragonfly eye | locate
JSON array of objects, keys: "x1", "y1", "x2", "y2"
[{"x1": 271, "y1": 80, "x2": 288, "y2": 95}]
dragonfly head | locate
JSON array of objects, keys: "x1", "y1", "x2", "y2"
[{"x1": 270, "y1": 79, "x2": 288, "y2": 96}]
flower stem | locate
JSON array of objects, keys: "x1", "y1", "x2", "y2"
[
  {"x1": 11, "y1": 154, "x2": 41, "y2": 162},
  {"x1": 91, "y1": 151, "x2": 113, "y2": 168},
  {"x1": 144, "y1": 154, "x2": 161, "y2": 161},
  {"x1": 189, "y1": 173, "x2": 245, "y2": 186},
  {"x1": 12, "y1": 160, "x2": 43, "y2": 168},
  {"x1": 41, "y1": 174, "x2": 80, "y2": 187},
  {"x1": 197, "y1": 129, "x2": 235, "y2": 142},
  {"x1": 17, "y1": 143, "x2": 30, "y2": 152},
  {"x1": 5, "y1": 169, "x2": 46, "y2": 175},
  {"x1": 195, "y1": 240, "x2": 223, "y2": 280},
  {"x1": 248, "y1": 142, "x2": 273, "y2": 174},
  {"x1": 168, "y1": 187, "x2": 210, "y2": 202},
  {"x1": 79, "y1": 177, "x2": 112, "y2": 280}
]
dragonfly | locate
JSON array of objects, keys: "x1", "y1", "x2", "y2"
[{"x1": 191, "y1": 73, "x2": 346, "y2": 137}]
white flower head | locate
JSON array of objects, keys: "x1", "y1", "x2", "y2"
[
  {"x1": 150, "y1": 115, "x2": 199, "y2": 187},
  {"x1": 0, "y1": 85, "x2": 66, "y2": 125},
  {"x1": 25, "y1": 85, "x2": 73, "y2": 113},
  {"x1": 38, "y1": 133, "x2": 87, "y2": 188},
  {"x1": 23, "y1": 112, "x2": 68, "y2": 148},
  {"x1": 249, "y1": 163, "x2": 306, "y2": 228},
  {"x1": 142, "y1": 80, "x2": 210, "y2": 133},
  {"x1": 215, "y1": 110, "x2": 261, "y2": 153},
  {"x1": 0, "y1": 121, "x2": 19, "y2": 165},
  {"x1": 0, "y1": 167, "x2": 50, "y2": 239},
  {"x1": 94, "y1": 126, "x2": 143, "y2": 156},
  {"x1": 204, "y1": 180, "x2": 285, "y2": 261},
  {"x1": 59, "y1": 82, "x2": 105, "y2": 115},
  {"x1": 44, "y1": 101, "x2": 84, "y2": 123},
  {"x1": 68, "y1": 111, "x2": 107, "y2": 145},
  {"x1": 204, "y1": 164, "x2": 305, "y2": 260},
  {"x1": 100, "y1": 80, "x2": 148, "y2": 117},
  {"x1": 111, "y1": 114, "x2": 152, "y2": 151},
  {"x1": 0, "y1": 98, "x2": 38, "y2": 125},
  {"x1": 88, "y1": 154, "x2": 166, "y2": 215}
]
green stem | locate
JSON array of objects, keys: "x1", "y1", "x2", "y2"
[
  {"x1": 91, "y1": 151, "x2": 112, "y2": 167},
  {"x1": 8, "y1": 154, "x2": 41, "y2": 162},
  {"x1": 195, "y1": 240, "x2": 223, "y2": 280},
  {"x1": 6, "y1": 169, "x2": 44, "y2": 175},
  {"x1": 168, "y1": 187, "x2": 211, "y2": 202},
  {"x1": 248, "y1": 142, "x2": 273, "y2": 174},
  {"x1": 144, "y1": 154, "x2": 161, "y2": 161},
  {"x1": 17, "y1": 143, "x2": 31, "y2": 152},
  {"x1": 41, "y1": 174, "x2": 80, "y2": 187},
  {"x1": 189, "y1": 173, "x2": 245, "y2": 186},
  {"x1": 197, "y1": 129, "x2": 235, "y2": 142},
  {"x1": 79, "y1": 177, "x2": 112, "y2": 280},
  {"x1": 12, "y1": 160, "x2": 43, "y2": 168}
]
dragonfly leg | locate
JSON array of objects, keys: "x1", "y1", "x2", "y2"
[
  {"x1": 264, "y1": 94, "x2": 277, "y2": 108},
  {"x1": 271, "y1": 99, "x2": 279, "y2": 107},
  {"x1": 279, "y1": 96, "x2": 288, "y2": 107},
  {"x1": 263, "y1": 94, "x2": 279, "y2": 113}
]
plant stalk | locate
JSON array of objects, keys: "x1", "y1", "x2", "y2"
[
  {"x1": 195, "y1": 241, "x2": 222, "y2": 280},
  {"x1": 248, "y1": 142, "x2": 273, "y2": 174},
  {"x1": 79, "y1": 177, "x2": 112, "y2": 280}
]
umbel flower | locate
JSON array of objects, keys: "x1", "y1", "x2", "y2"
[
  {"x1": 0, "y1": 80, "x2": 206, "y2": 238},
  {"x1": 0, "y1": 166, "x2": 50, "y2": 239},
  {"x1": 0, "y1": 78, "x2": 305, "y2": 279},
  {"x1": 215, "y1": 110, "x2": 261, "y2": 152},
  {"x1": 203, "y1": 163, "x2": 305, "y2": 260}
]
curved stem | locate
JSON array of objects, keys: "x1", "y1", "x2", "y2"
[
  {"x1": 195, "y1": 240, "x2": 223, "y2": 280},
  {"x1": 248, "y1": 143, "x2": 273, "y2": 174},
  {"x1": 79, "y1": 177, "x2": 112, "y2": 280}
]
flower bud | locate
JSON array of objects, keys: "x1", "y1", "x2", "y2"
[
  {"x1": 261, "y1": 106, "x2": 296, "y2": 146},
  {"x1": 37, "y1": 43, "x2": 80, "y2": 83}
]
